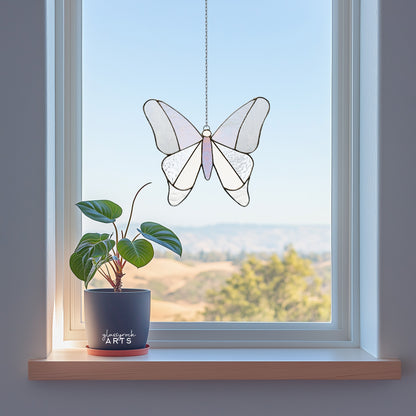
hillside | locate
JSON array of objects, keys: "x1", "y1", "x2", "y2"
[
  {"x1": 90, "y1": 258, "x2": 238, "y2": 321},
  {"x1": 88, "y1": 223, "x2": 331, "y2": 321},
  {"x1": 84, "y1": 223, "x2": 331, "y2": 255},
  {"x1": 90, "y1": 255, "x2": 330, "y2": 322},
  {"x1": 146, "y1": 223, "x2": 330, "y2": 254}
]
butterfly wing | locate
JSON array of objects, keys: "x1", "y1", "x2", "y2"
[
  {"x1": 144, "y1": 99, "x2": 204, "y2": 205},
  {"x1": 212, "y1": 97, "x2": 270, "y2": 153},
  {"x1": 212, "y1": 142, "x2": 254, "y2": 207},
  {"x1": 211, "y1": 97, "x2": 269, "y2": 205},
  {"x1": 143, "y1": 99, "x2": 202, "y2": 154},
  {"x1": 161, "y1": 142, "x2": 202, "y2": 206}
]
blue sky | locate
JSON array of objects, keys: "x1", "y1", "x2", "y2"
[{"x1": 82, "y1": 0, "x2": 331, "y2": 229}]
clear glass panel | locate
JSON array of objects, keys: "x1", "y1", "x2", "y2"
[{"x1": 82, "y1": 0, "x2": 332, "y2": 322}]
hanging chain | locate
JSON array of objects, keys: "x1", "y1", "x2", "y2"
[{"x1": 204, "y1": 0, "x2": 210, "y2": 130}]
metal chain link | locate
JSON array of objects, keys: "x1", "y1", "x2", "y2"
[{"x1": 204, "y1": 0, "x2": 210, "y2": 130}]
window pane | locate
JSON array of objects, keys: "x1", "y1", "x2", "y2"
[{"x1": 82, "y1": 0, "x2": 332, "y2": 322}]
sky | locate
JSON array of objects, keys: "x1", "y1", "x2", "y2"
[{"x1": 82, "y1": 0, "x2": 331, "y2": 230}]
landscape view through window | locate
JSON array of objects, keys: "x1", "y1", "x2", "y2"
[{"x1": 82, "y1": 0, "x2": 332, "y2": 322}]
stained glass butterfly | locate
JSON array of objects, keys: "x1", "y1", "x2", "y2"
[{"x1": 143, "y1": 97, "x2": 270, "y2": 206}]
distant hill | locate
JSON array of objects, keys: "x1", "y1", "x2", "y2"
[
  {"x1": 85, "y1": 222, "x2": 331, "y2": 255},
  {"x1": 162, "y1": 224, "x2": 330, "y2": 254}
]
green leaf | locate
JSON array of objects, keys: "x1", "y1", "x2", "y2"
[
  {"x1": 74, "y1": 233, "x2": 115, "y2": 257},
  {"x1": 139, "y1": 222, "x2": 182, "y2": 256},
  {"x1": 86, "y1": 256, "x2": 111, "y2": 288},
  {"x1": 70, "y1": 233, "x2": 115, "y2": 288},
  {"x1": 76, "y1": 200, "x2": 122, "y2": 223},
  {"x1": 70, "y1": 252, "x2": 111, "y2": 289},
  {"x1": 117, "y1": 238, "x2": 154, "y2": 268},
  {"x1": 70, "y1": 250, "x2": 90, "y2": 282}
]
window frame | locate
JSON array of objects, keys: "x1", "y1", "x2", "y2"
[{"x1": 54, "y1": 0, "x2": 360, "y2": 348}]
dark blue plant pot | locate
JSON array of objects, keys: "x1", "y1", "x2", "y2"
[{"x1": 84, "y1": 289, "x2": 151, "y2": 350}]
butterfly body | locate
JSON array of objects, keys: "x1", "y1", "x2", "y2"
[
  {"x1": 201, "y1": 131, "x2": 213, "y2": 180},
  {"x1": 143, "y1": 97, "x2": 270, "y2": 206}
]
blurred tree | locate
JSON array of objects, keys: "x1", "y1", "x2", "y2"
[{"x1": 204, "y1": 247, "x2": 330, "y2": 322}]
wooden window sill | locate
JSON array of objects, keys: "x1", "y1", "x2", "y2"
[{"x1": 28, "y1": 348, "x2": 401, "y2": 380}]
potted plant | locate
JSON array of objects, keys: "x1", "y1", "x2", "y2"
[{"x1": 69, "y1": 183, "x2": 182, "y2": 356}]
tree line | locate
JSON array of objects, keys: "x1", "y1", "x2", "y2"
[{"x1": 203, "y1": 247, "x2": 331, "y2": 322}]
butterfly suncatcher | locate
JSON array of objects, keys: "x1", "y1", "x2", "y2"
[{"x1": 143, "y1": 97, "x2": 270, "y2": 207}]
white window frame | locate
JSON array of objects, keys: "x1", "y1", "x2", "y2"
[{"x1": 54, "y1": 0, "x2": 360, "y2": 348}]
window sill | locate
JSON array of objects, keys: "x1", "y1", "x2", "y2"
[{"x1": 28, "y1": 348, "x2": 401, "y2": 380}]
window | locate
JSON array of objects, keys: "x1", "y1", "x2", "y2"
[{"x1": 55, "y1": 0, "x2": 359, "y2": 347}]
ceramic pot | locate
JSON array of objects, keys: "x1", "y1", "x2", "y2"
[{"x1": 84, "y1": 288, "x2": 150, "y2": 350}]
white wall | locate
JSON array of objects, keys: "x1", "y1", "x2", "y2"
[{"x1": 1, "y1": 1, "x2": 416, "y2": 415}]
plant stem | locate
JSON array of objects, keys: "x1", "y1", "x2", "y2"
[
  {"x1": 104, "y1": 263, "x2": 112, "y2": 281},
  {"x1": 131, "y1": 231, "x2": 141, "y2": 242},
  {"x1": 112, "y1": 222, "x2": 119, "y2": 244},
  {"x1": 124, "y1": 182, "x2": 151, "y2": 237},
  {"x1": 116, "y1": 253, "x2": 123, "y2": 273},
  {"x1": 108, "y1": 260, "x2": 117, "y2": 275},
  {"x1": 98, "y1": 269, "x2": 115, "y2": 288},
  {"x1": 114, "y1": 271, "x2": 124, "y2": 292}
]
